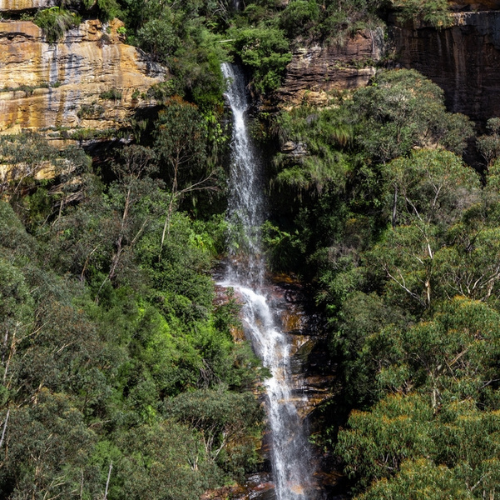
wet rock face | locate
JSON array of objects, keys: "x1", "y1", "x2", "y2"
[
  {"x1": 393, "y1": 11, "x2": 500, "y2": 121},
  {"x1": 277, "y1": 28, "x2": 385, "y2": 107},
  {"x1": 0, "y1": 18, "x2": 166, "y2": 134}
]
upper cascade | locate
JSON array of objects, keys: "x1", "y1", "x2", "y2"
[{"x1": 221, "y1": 62, "x2": 317, "y2": 500}]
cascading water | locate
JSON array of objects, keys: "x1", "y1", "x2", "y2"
[{"x1": 220, "y1": 62, "x2": 315, "y2": 500}]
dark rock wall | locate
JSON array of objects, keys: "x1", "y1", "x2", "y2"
[{"x1": 393, "y1": 12, "x2": 500, "y2": 122}]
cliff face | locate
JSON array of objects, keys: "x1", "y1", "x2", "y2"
[
  {"x1": 277, "y1": 1, "x2": 500, "y2": 121},
  {"x1": 448, "y1": 0, "x2": 500, "y2": 9},
  {"x1": 393, "y1": 10, "x2": 500, "y2": 122},
  {"x1": 0, "y1": 0, "x2": 55, "y2": 11},
  {"x1": 277, "y1": 28, "x2": 385, "y2": 107},
  {"x1": 0, "y1": 18, "x2": 166, "y2": 136}
]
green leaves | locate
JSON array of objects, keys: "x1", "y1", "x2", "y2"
[
  {"x1": 34, "y1": 7, "x2": 81, "y2": 43},
  {"x1": 230, "y1": 26, "x2": 292, "y2": 93},
  {"x1": 0, "y1": 131, "x2": 261, "y2": 498},
  {"x1": 338, "y1": 396, "x2": 500, "y2": 499},
  {"x1": 391, "y1": 0, "x2": 452, "y2": 28},
  {"x1": 165, "y1": 387, "x2": 263, "y2": 477},
  {"x1": 384, "y1": 149, "x2": 480, "y2": 227},
  {"x1": 351, "y1": 70, "x2": 473, "y2": 163}
]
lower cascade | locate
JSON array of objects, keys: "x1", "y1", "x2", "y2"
[{"x1": 220, "y1": 62, "x2": 316, "y2": 500}]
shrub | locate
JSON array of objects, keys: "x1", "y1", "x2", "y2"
[
  {"x1": 34, "y1": 7, "x2": 81, "y2": 43},
  {"x1": 392, "y1": 0, "x2": 452, "y2": 28},
  {"x1": 279, "y1": 0, "x2": 320, "y2": 37},
  {"x1": 99, "y1": 88, "x2": 122, "y2": 100},
  {"x1": 60, "y1": 0, "x2": 121, "y2": 20},
  {"x1": 77, "y1": 104, "x2": 105, "y2": 119},
  {"x1": 230, "y1": 26, "x2": 292, "y2": 94}
]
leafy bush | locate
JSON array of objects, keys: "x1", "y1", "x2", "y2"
[
  {"x1": 100, "y1": 87, "x2": 122, "y2": 100},
  {"x1": 230, "y1": 26, "x2": 292, "y2": 94},
  {"x1": 279, "y1": 0, "x2": 321, "y2": 37},
  {"x1": 59, "y1": 0, "x2": 121, "y2": 20},
  {"x1": 34, "y1": 7, "x2": 81, "y2": 43},
  {"x1": 391, "y1": 0, "x2": 452, "y2": 28},
  {"x1": 77, "y1": 103, "x2": 105, "y2": 119}
]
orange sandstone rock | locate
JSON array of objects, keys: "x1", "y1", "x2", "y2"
[
  {"x1": 277, "y1": 29, "x2": 385, "y2": 107},
  {"x1": 0, "y1": 0, "x2": 55, "y2": 11},
  {"x1": 0, "y1": 19, "x2": 166, "y2": 134}
]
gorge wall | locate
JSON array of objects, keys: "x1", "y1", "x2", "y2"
[
  {"x1": 277, "y1": 28, "x2": 385, "y2": 107},
  {"x1": 0, "y1": 3, "x2": 166, "y2": 139},
  {"x1": 277, "y1": 1, "x2": 500, "y2": 123},
  {"x1": 393, "y1": 9, "x2": 500, "y2": 122}
]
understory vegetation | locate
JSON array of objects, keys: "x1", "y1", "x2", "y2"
[
  {"x1": 0, "y1": 118, "x2": 265, "y2": 498},
  {"x1": 1, "y1": 0, "x2": 490, "y2": 499},
  {"x1": 264, "y1": 66, "x2": 500, "y2": 498}
]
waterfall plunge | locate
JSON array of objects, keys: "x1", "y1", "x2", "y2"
[{"x1": 220, "y1": 63, "x2": 315, "y2": 500}]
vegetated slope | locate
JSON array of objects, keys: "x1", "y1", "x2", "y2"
[
  {"x1": 264, "y1": 57, "x2": 500, "y2": 500},
  {"x1": 2, "y1": 0, "x2": 500, "y2": 499},
  {"x1": 0, "y1": 130, "x2": 265, "y2": 498}
]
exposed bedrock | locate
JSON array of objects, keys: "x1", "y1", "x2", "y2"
[
  {"x1": 393, "y1": 10, "x2": 500, "y2": 122},
  {"x1": 276, "y1": 28, "x2": 385, "y2": 107},
  {"x1": 0, "y1": 0, "x2": 55, "y2": 12},
  {"x1": 0, "y1": 18, "x2": 166, "y2": 135}
]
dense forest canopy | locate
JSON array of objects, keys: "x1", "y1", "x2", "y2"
[{"x1": 1, "y1": 0, "x2": 500, "y2": 499}]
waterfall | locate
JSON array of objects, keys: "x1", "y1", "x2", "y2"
[{"x1": 220, "y1": 62, "x2": 315, "y2": 500}]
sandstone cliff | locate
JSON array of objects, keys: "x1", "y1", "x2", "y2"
[
  {"x1": 0, "y1": 0, "x2": 55, "y2": 11},
  {"x1": 277, "y1": 0, "x2": 500, "y2": 120},
  {"x1": 277, "y1": 28, "x2": 385, "y2": 107},
  {"x1": 393, "y1": 10, "x2": 500, "y2": 121},
  {"x1": 0, "y1": 17, "x2": 166, "y2": 137}
]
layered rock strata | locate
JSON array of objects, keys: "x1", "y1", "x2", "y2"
[
  {"x1": 277, "y1": 28, "x2": 385, "y2": 107},
  {"x1": 0, "y1": 18, "x2": 166, "y2": 135},
  {"x1": 448, "y1": 0, "x2": 500, "y2": 9},
  {"x1": 393, "y1": 11, "x2": 500, "y2": 121},
  {"x1": 0, "y1": 0, "x2": 55, "y2": 12}
]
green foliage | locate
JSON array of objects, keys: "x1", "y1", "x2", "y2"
[
  {"x1": 77, "y1": 103, "x2": 105, "y2": 119},
  {"x1": 1, "y1": 391, "x2": 99, "y2": 499},
  {"x1": 261, "y1": 63, "x2": 500, "y2": 498},
  {"x1": 357, "y1": 459, "x2": 473, "y2": 500},
  {"x1": 337, "y1": 393, "x2": 500, "y2": 497},
  {"x1": 382, "y1": 149, "x2": 480, "y2": 227},
  {"x1": 392, "y1": 0, "x2": 452, "y2": 28},
  {"x1": 240, "y1": 0, "x2": 385, "y2": 45},
  {"x1": 0, "y1": 130, "x2": 261, "y2": 498},
  {"x1": 133, "y1": 0, "x2": 227, "y2": 108},
  {"x1": 350, "y1": 70, "x2": 473, "y2": 163},
  {"x1": 273, "y1": 106, "x2": 352, "y2": 194},
  {"x1": 34, "y1": 7, "x2": 81, "y2": 43},
  {"x1": 116, "y1": 421, "x2": 221, "y2": 500},
  {"x1": 59, "y1": 0, "x2": 121, "y2": 20},
  {"x1": 279, "y1": 0, "x2": 320, "y2": 37},
  {"x1": 100, "y1": 88, "x2": 122, "y2": 100},
  {"x1": 165, "y1": 388, "x2": 263, "y2": 477},
  {"x1": 230, "y1": 26, "x2": 292, "y2": 93},
  {"x1": 477, "y1": 117, "x2": 500, "y2": 166}
]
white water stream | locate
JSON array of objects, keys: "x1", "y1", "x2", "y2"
[{"x1": 220, "y1": 63, "x2": 314, "y2": 500}]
